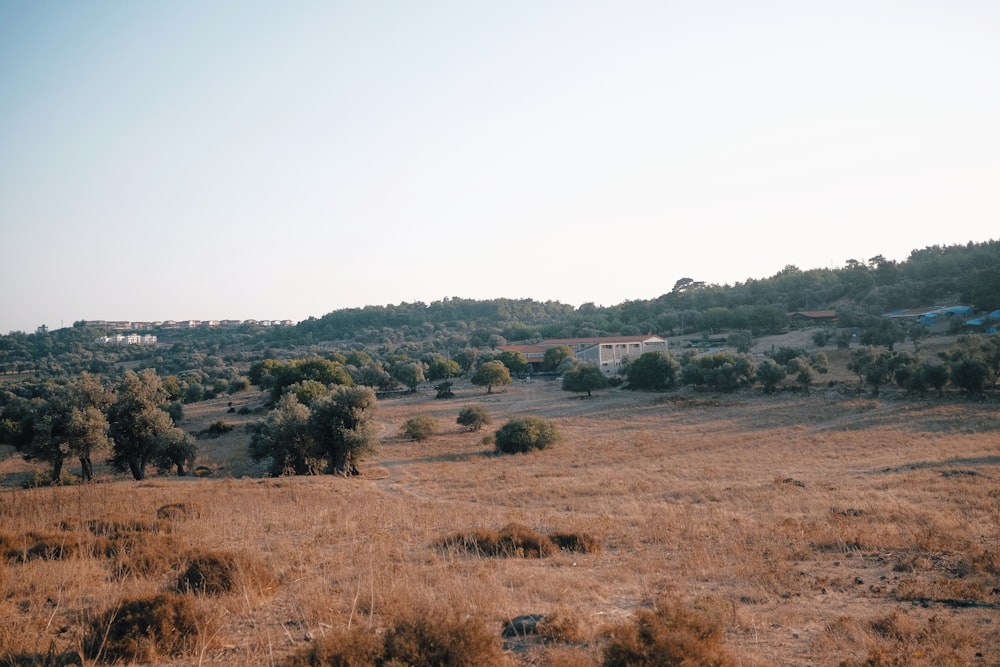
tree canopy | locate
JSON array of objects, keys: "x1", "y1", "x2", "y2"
[
  {"x1": 471, "y1": 361, "x2": 512, "y2": 394},
  {"x1": 561, "y1": 363, "x2": 609, "y2": 397}
]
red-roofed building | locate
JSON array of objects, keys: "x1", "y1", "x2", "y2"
[{"x1": 789, "y1": 310, "x2": 838, "y2": 325}]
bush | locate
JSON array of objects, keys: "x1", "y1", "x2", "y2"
[
  {"x1": 494, "y1": 416, "x2": 560, "y2": 454},
  {"x1": 602, "y1": 601, "x2": 735, "y2": 667},
  {"x1": 438, "y1": 522, "x2": 598, "y2": 558},
  {"x1": 383, "y1": 608, "x2": 503, "y2": 667},
  {"x1": 177, "y1": 549, "x2": 275, "y2": 596},
  {"x1": 282, "y1": 606, "x2": 503, "y2": 667},
  {"x1": 401, "y1": 415, "x2": 438, "y2": 441},
  {"x1": 281, "y1": 626, "x2": 381, "y2": 667},
  {"x1": 198, "y1": 421, "x2": 233, "y2": 439},
  {"x1": 84, "y1": 593, "x2": 208, "y2": 662},
  {"x1": 457, "y1": 405, "x2": 492, "y2": 431}
]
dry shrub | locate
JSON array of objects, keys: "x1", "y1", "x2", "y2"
[
  {"x1": 156, "y1": 502, "x2": 202, "y2": 520},
  {"x1": 601, "y1": 600, "x2": 735, "y2": 667},
  {"x1": 83, "y1": 516, "x2": 168, "y2": 538},
  {"x1": 281, "y1": 625, "x2": 381, "y2": 666},
  {"x1": 549, "y1": 531, "x2": 601, "y2": 554},
  {"x1": 0, "y1": 531, "x2": 81, "y2": 563},
  {"x1": 382, "y1": 607, "x2": 504, "y2": 667},
  {"x1": 496, "y1": 522, "x2": 556, "y2": 558},
  {"x1": 535, "y1": 610, "x2": 585, "y2": 643},
  {"x1": 282, "y1": 608, "x2": 503, "y2": 667},
  {"x1": 534, "y1": 646, "x2": 597, "y2": 667},
  {"x1": 439, "y1": 524, "x2": 599, "y2": 559},
  {"x1": 833, "y1": 610, "x2": 978, "y2": 667},
  {"x1": 105, "y1": 533, "x2": 187, "y2": 580},
  {"x1": 0, "y1": 646, "x2": 82, "y2": 667},
  {"x1": 177, "y1": 549, "x2": 275, "y2": 595},
  {"x1": 84, "y1": 592, "x2": 209, "y2": 663}
]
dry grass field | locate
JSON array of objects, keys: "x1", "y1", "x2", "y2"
[{"x1": 2, "y1": 340, "x2": 999, "y2": 665}]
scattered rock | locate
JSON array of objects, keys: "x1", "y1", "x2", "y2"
[{"x1": 503, "y1": 614, "x2": 546, "y2": 638}]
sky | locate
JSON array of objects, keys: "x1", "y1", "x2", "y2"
[{"x1": 1, "y1": 1, "x2": 998, "y2": 334}]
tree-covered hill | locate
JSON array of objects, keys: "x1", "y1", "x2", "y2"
[{"x1": 2, "y1": 240, "x2": 998, "y2": 371}]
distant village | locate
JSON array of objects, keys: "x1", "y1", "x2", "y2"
[{"x1": 89, "y1": 319, "x2": 295, "y2": 345}]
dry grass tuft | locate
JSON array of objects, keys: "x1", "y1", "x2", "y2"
[
  {"x1": 83, "y1": 592, "x2": 211, "y2": 663},
  {"x1": 0, "y1": 531, "x2": 82, "y2": 562},
  {"x1": 438, "y1": 523, "x2": 599, "y2": 559},
  {"x1": 282, "y1": 606, "x2": 505, "y2": 667},
  {"x1": 601, "y1": 600, "x2": 736, "y2": 667},
  {"x1": 86, "y1": 516, "x2": 169, "y2": 537},
  {"x1": 156, "y1": 502, "x2": 202, "y2": 520},
  {"x1": 105, "y1": 532, "x2": 187, "y2": 580},
  {"x1": 548, "y1": 531, "x2": 601, "y2": 554},
  {"x1": 281, "y1": 625, "x2": 381, "y2": 666},
  {"x1": 0, "y1": 645, "x2": 82, "y2": 666},
  {"x1": 827, "y1": 609, "x2": 979, "y2": 667},
  {"x1": 176, "y1": 549, "x2": 275, "y2": 596}
]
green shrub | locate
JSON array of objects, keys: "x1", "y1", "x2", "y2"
[
  {"x1": 494, "y1": 416, "x2": 560, "y2": 454},
  {"x1": 457, "y1": 405, "x2": 491, "y2": 431},
  {"x1": 401, "y1": 415, "x2": 438, "y2": 441}
]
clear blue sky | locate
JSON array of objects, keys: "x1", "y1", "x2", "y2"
[{"x1": 2, "y1": 1, "x2": 998, "y2": 334}]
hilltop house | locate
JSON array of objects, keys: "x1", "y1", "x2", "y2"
[{"x1": 501, "y1": 335, "x2": 668, "y2": 375}]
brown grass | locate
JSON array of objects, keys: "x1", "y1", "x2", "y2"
[
  {"x1": 1, "y1": 344, "x2": 999, "y2": 665},
  {"x1": 83, "y1": 592, "x2": 212, "y2": 662}
]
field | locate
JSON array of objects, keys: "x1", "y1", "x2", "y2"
[{"x1": 2, "y1": 340, "x2": 1000, "y2": 665}]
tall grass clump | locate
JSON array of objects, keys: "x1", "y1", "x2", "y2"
[
  {"x1": 602, "y1": 600, "x2": 735, "y2": 667},
  {"x1": 84, "y1": 592, "x2": 210, "y2": 663},
  {"x1": 282, "y1": 606, "x2": 504, "y2": 667}
]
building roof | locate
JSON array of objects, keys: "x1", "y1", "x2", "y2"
[
  {"x1": 790, "y1": 310, "x2": 838, "y2": 319},
  {"x1": 542, "y1": 335, "x2": 667, "y2": 346}
]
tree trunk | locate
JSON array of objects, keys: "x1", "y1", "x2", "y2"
[
  {"x1": 175, "y1": 461, "x2": 186, "y2": 476},
  {"x1": 51, "y1": 457, "x2": 64, "y2": 483},
  {"x1": 79, "y1": 456, "x2": 93, "y2": 482},
  {"x1": 128, "y1": 457, "x2": 144, "y2": 481},
  {"x1": 331, "y1": 448, "x2": 349, "y2": 475}
]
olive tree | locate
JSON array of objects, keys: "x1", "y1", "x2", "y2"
[
  {"x1": 626, "y1": 352, "x2": 680, "y2": 391},
  {"x1": 471, "y1": 360, "x2": 511, "y2": 394},
  {"x1": 248, "y1": 393, "x2": 316, "y2": 476},
  {"x1": 561, "y1": 363, "x2": 608, "y2": 397},
  {"x1": 308, "y1": 386, "x2": 378, "y2": 475},
  {"x1": 108, "y1": 369, "x2": 194, "y2": 480},
  {"x1": 542, "y1": 345, "x2": 574, "y2": 372},
  {"x1": 756, "y1": 358, "x2": 786, "y2": 394}
]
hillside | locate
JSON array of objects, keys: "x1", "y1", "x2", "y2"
[{"x1": 2, "y1": 346, "x2": 999, "y2": 665}]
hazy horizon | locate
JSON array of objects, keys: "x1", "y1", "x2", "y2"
[{"x1": 3, "y1": 2, "x2": 998, "y2": 334}]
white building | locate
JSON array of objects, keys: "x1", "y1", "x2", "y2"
[{"x1": 501, "y1": 335, "x2": 668, "y2": 375}]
